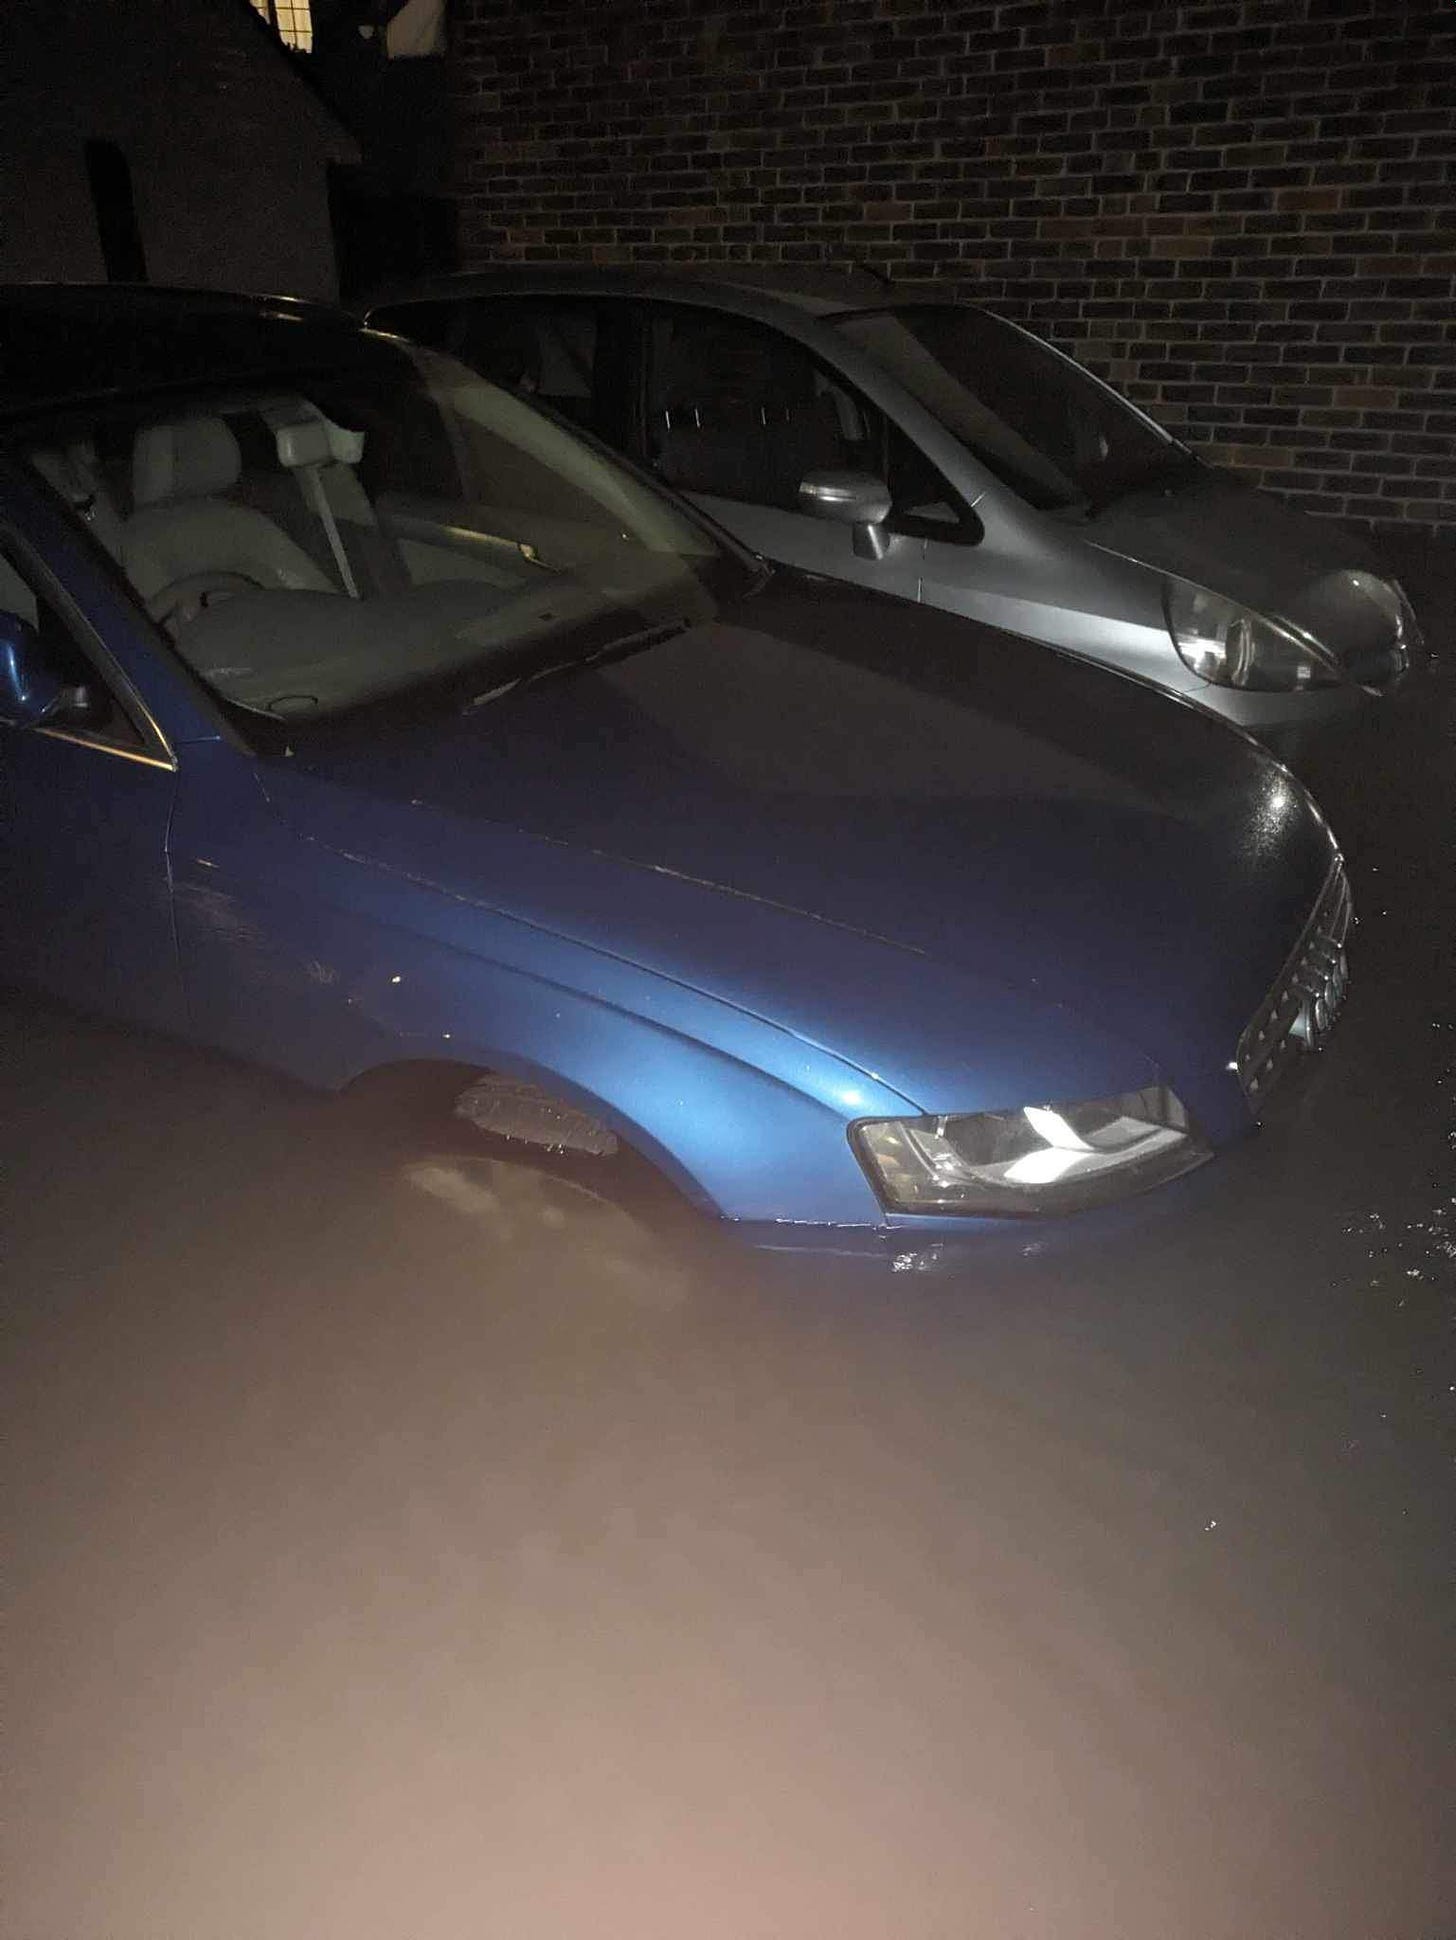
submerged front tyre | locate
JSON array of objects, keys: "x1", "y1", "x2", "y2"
[
  {"x1": 338, "y1": 1061, "x2": 708, "y2": 1303},
  {"x1": 400, "y1": 1150, "x2": 694, "y2": 1307}
]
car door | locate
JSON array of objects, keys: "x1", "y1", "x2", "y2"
[
  {"x1": 632, "y1": 303, "x2": 931, "y2": 598},
  {"x1": 0, "y1": 531, "x2": 183, "y2": 1032}
]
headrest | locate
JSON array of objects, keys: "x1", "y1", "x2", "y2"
[
  {"x1": 275, "y1": 419, "x2": 334, "y2": 470},
  {"x1": 132, "y1": 416, "x2": 241, "y2": 509},
  {"x1": 271, "y1": 412, "x2": 367, "y2": 471}
]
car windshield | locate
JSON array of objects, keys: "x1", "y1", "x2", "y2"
[
  {"x1": 835, "y1": 305, "x2": 1186, "y2": 512},
  {"x1": 20, "y1": 339, "x2": 750, "y2": 724}
]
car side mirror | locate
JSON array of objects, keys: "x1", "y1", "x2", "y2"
[
  {"x1": 0, "y1": 609, "x2": 65, "y2": 727},
  {"x1": 797, "y1": 470, "x2": 895, "y2": 560},
  {"x1": 0, "y1": 611, "x2": 101, "y2": 731}
]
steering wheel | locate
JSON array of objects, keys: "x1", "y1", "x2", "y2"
[{"x1": 147, "y1": 570, "x2": 267, "y2": 635}]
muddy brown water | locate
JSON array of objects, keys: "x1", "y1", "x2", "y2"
[{"x1": 5, "y1": 542, "x2": 1452, "y2": 1939}]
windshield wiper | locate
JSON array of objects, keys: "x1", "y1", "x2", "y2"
[{"x1": 462, "y1": 618, "x2": 692, "y2": 714}]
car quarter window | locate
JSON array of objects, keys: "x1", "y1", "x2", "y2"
[
  {"x1": 881, "y1": 420, "x2": 983, "y2": 544},
  {"x1": 0, "y1": 535, "x2": 146, "y2": 753},
  {"x1": 641, "y1": 305, "x2": 978, "y2": 540}
]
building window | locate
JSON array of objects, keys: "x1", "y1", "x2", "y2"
[
  {"x1": 249, "y1": 0, "x2": 313, "y2": 52},
  {"x1": 83, "y1": 140, "x2": 148, "y2": 284}
]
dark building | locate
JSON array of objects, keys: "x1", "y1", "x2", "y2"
[
  {"x1": 448, "y1": 0, "x2": 1454, "y2": 535},
  {"x1": 305, "y1": 0, "x2": 458, "y2": 297},
  {"x1": 1, "y1": 0, "x2": 357, "y2": 300}
]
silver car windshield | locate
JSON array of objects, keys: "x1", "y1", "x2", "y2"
[
  {"x1": 836, "y1": 305, "x2": 1185, "y2": 512},
  {"x1": 24, "y1": 341, "x2": 747, "y2": 722}
]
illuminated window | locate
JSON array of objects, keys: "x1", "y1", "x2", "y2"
[{"x1": 249, "y1": 0, "x2": 313, "y2": 53}]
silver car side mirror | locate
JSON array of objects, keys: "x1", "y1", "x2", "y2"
[{"x1": 798, "y1": 470, "x2": 894, "y2": 560}]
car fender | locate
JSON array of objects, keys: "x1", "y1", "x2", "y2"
[
  {"x1": 334, "y1": 933, "x2": 916, "y2": 1227},
  {"x1": 170, "y1": 749, "x2": 1174, "y2": 1228}
]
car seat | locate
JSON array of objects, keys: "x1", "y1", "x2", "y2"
[{"x1": 121, "y1": 415, "x2": 337, "y2": 605}]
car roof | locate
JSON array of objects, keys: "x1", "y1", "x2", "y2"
[
  {"x1": 0, "y1": 282, "x2": 384, "y2": 422},
  {"x1": 362, "y1": 262, "x2": 903, "y2": 325}
]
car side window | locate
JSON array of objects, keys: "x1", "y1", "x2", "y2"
[
  {"x1": 453, "y1": 301, "x2": 602, "y2": 434},
  {"x1": 643, "y1": 308, "x2": 872, "y2": 511},
  {"x1": 0, "y1": 537, "x2": 145, "y2": 752},
  {"x1": 641, "y1": 306, "x2": 979, "y2": 540},
  {"x1": 370, "y1": 299, "x2": 604, "y2": 437}
]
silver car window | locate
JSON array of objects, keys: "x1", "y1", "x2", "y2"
[
  {"x1": 639, "y1": 306, "x2": 978, "y2": 540},
  {"x1": 370, "y1": 300, "x2": 602, "y2": 434},
  {"x1": 644, "y1": 308, "x2": 872, "y2": 510}
]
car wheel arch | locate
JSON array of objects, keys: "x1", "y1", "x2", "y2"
[{"x1": 336, "y1": 1049, "x2": 719, "y2": 1212}]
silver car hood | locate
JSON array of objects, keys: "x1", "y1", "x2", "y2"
[{"x1": 1080, "y1": 467, "x2": 1401, "y2": 674}]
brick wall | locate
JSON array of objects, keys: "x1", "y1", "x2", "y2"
[{"x1": 450, "y1": 0, "x2": 1453, "y2": 533}]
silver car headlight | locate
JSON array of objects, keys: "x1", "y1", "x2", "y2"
[
  {"x1": 1386, "y1": 576, "x2": 1423, "y2": 653},
  {"x1": 853, "y1": 1085, "x2": 1211, "y2": 1217},
  {"x1": 1351, "y1": 571, "x2": 1423, "y2": 661},
  {"x1": 1165, "y1": 579, "x2": 1341, "y2": 691}
]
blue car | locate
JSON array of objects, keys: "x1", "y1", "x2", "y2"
[{"x1": 0, "y1": 286, "x2": 1351, "y2": 1265}]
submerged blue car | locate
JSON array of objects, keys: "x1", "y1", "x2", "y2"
[{"x1": 0, "y1": 287, "x2": 1351, "y2": 1263}]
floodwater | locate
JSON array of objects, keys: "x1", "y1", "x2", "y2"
[{"x1": 4, "y1": 543, "x2": 1452, "y2": 1939}]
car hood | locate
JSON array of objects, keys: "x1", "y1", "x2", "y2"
[
  {"x1": 260, "y1": 576, "x2": 1335, "y2": 1095},
  {"x1": 1081, "y1": 466, "x2": 1399, "y2": 676}
]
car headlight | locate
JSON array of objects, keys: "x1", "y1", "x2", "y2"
[
  {"x1": 853, "y1": 1085, "x2": 1211, "y2": 1217},
  {"x1": 1352, "y1": 571, "x2": 1423, "y2": 662},
  {"x1": 1165, "y1": 579, "x2": 1340, "y2": 691},
  {"x1": 1386, "y1": 576, "x2": 1423, "y2": 653}
]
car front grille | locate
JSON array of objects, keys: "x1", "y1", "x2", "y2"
[{"x1": 1236, "y1": 861, "x2": 1353, "y2": 1111}]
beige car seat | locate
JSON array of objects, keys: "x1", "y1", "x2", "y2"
[{"x1": 121, "y1": 415, "x2": 336, "y2": 605}]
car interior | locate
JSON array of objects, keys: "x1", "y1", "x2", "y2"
[
  {"x1": 367, "y1": 296, "x2": 975, "y2": 536},
  {"x1": 25, "y1": 405, "x2": 547, "y2": 710},
  {"x1": 21, "y1": 374, "x2": 720, "y2": 721},
  {"x1": 647, "y1": 316, "x2": 867, "y2": 508}
]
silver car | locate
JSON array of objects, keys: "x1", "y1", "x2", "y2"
[{"x1": 364, "y1": 266, "x2": 1420, "y2": 735}]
